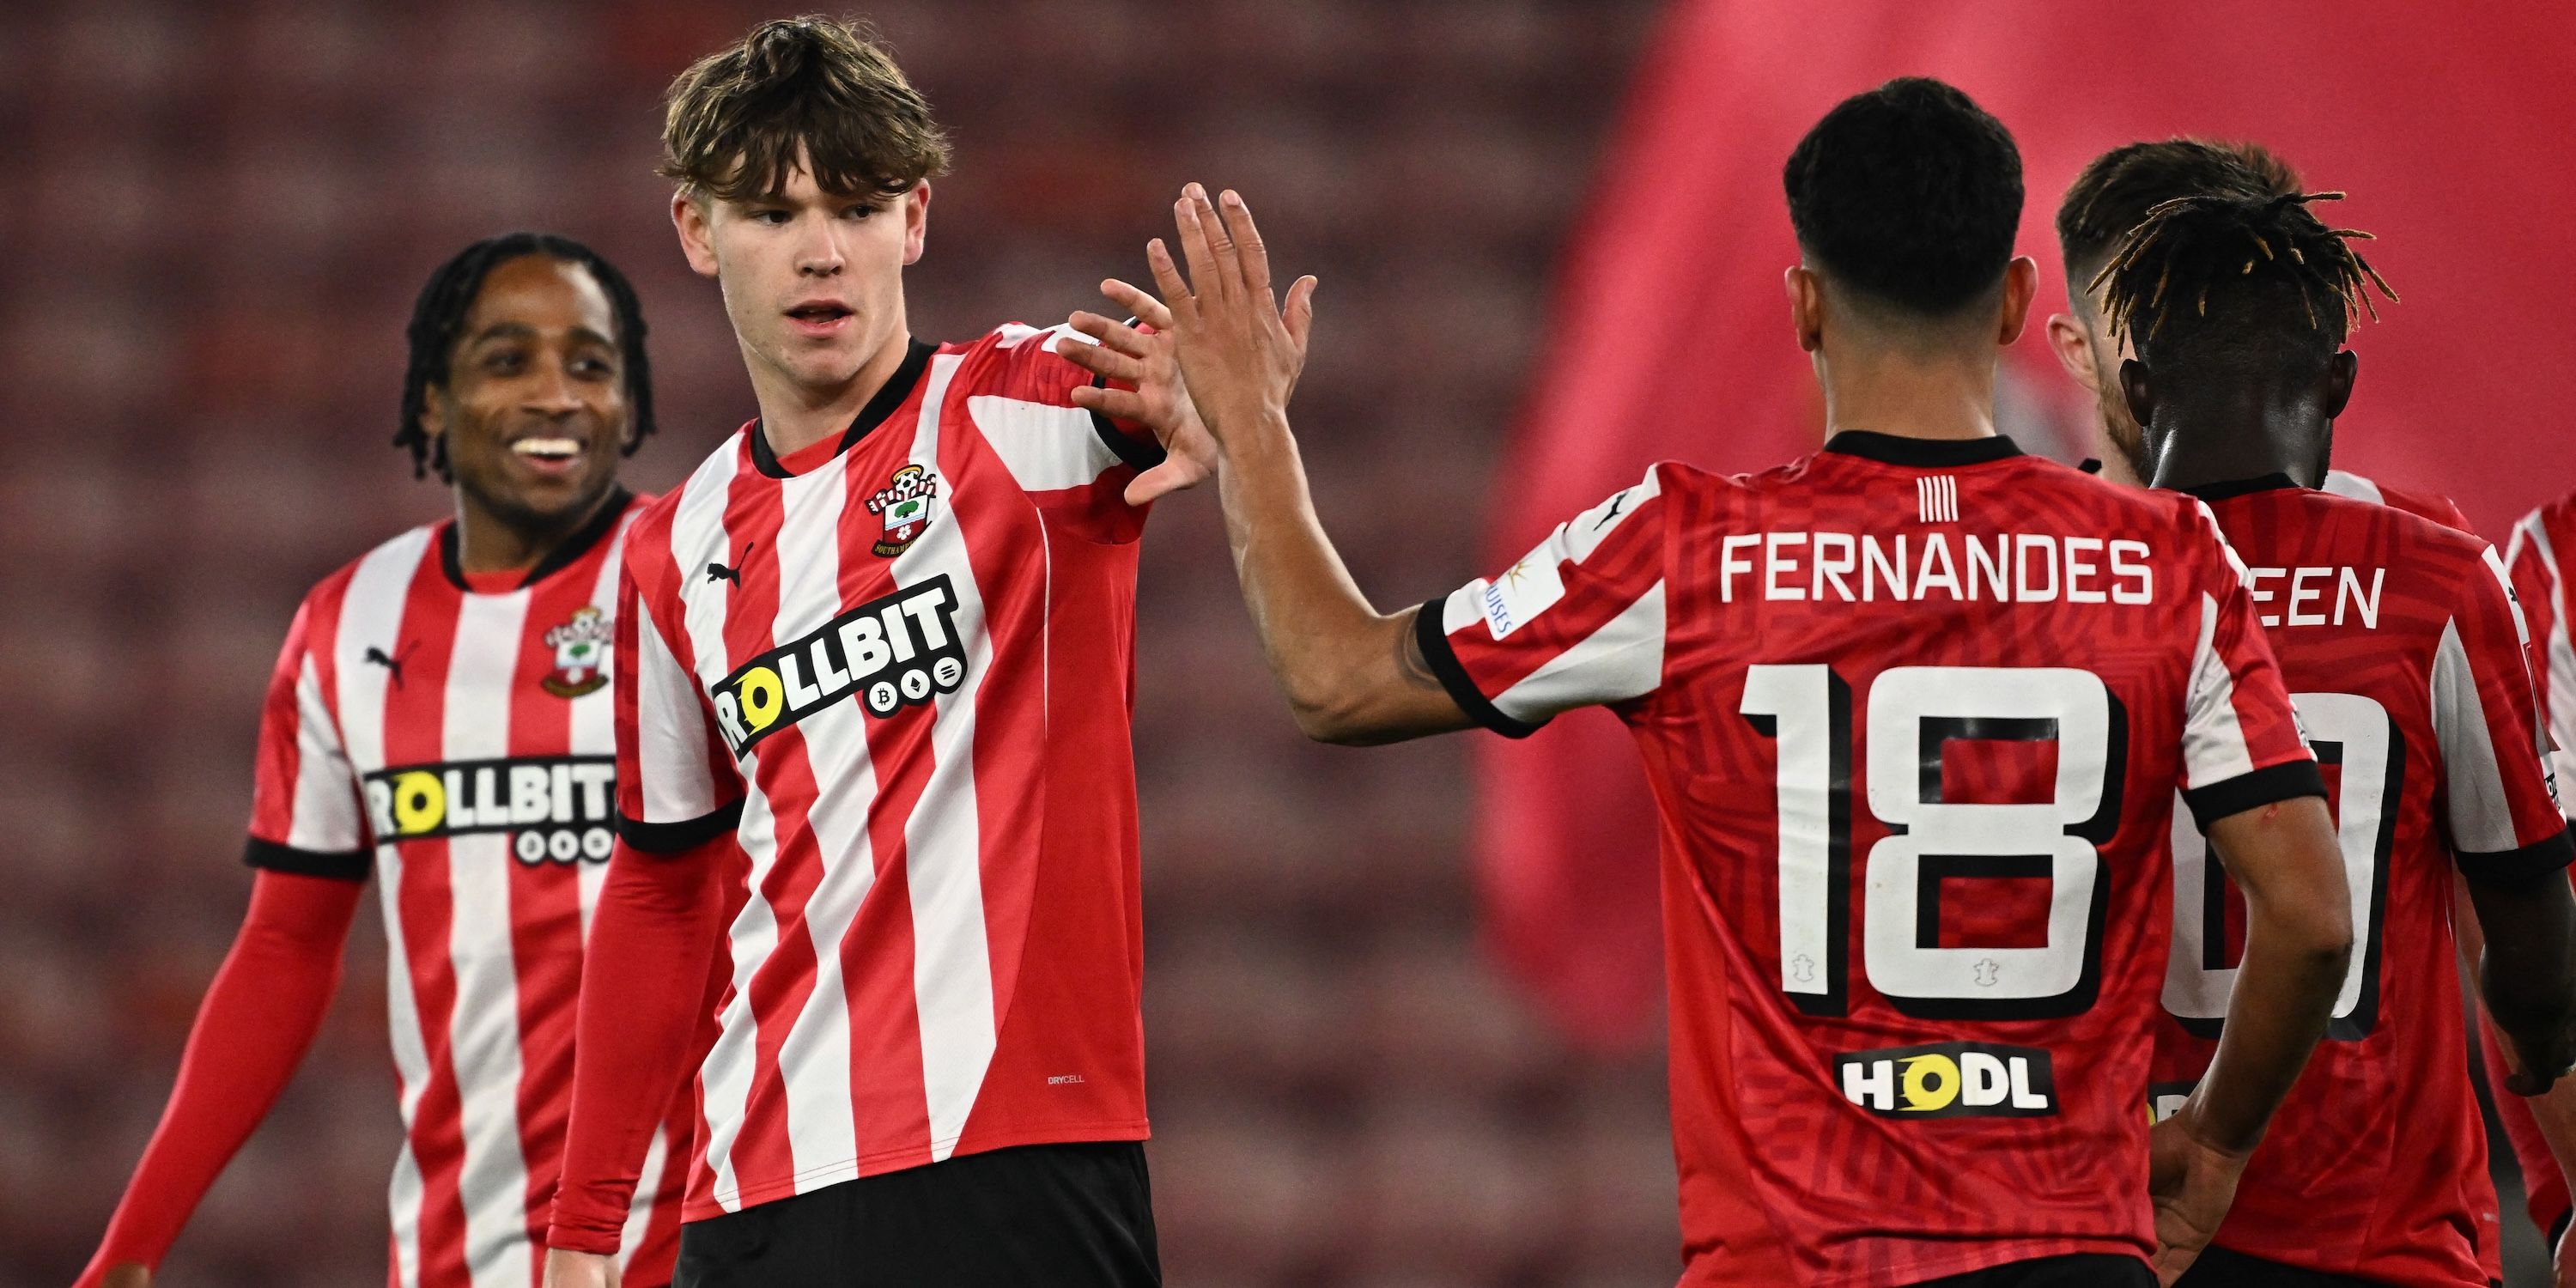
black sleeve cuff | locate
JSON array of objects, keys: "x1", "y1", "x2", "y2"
[
  {"x1": 244, "y1": 836, "x2": 371, "y2": 881},
  {"x1": 617, "y1": 799, "x2": 744, "y2": 854},
  {"x1": 1413, "y1": 598, "x2": 1544, "y2": 739},
  {"x1": 2460, "y1": 826, "x2": 2576, "y2": 884},
  {"x1": 1089, "y1": 374, "x2": 1167, "y2": 473},
  {"x1": 2184, "y1": 760, "x2": 2329, "y2": 833}
]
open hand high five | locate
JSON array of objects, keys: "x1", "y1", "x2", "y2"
[{"x1": 1068, "y1": 185, "x2": 1315, "y2": 461}]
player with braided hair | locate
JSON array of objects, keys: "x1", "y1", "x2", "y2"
[
  {"x1": 2102, "y1": 188, "x2": 2576, "y2": 1288},
  {"x1": 72, "y1": 234, "x2": 698, "y2": 1288}
]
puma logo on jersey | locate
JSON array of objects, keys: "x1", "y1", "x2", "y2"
[
  {"x1": 363, "y1": 644, "x2": 411, "y2": 684},
  {"x1": 707, "y1": 540, "x2": 755, "y2": 585},
  {"x1": 709, "y1": 574, "x2": 968, "y2": 756},
  {"x1": 1836, "y1": 1042, "x2": 2055, "y2": 1118},
  {"x1": 361, "y1": 756, "x2": 617, "y2": 865}
]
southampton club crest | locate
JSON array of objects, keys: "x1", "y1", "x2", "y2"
[
  {"x1": 540, "y1": 606, "x2": 612, "y2": 699},
  {"x1": 866, "y1": 463, "x2": 941, "y2": 557}
]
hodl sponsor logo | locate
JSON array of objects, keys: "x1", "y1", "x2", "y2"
[{"x1": 1834, "y1": 1042, "x2": 2057, "y2": 1118}]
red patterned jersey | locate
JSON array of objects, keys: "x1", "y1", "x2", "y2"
[
  {"x1": 251, "y1": 492, "x2": 692, "y2": 1287},
  {"x1": 2498, "y1": 489, "x2": 2576, "y2": 1237},
  {"x1": 2151, "y1": 479, "x2": 2571, "y2": 1286},
  {"x1": 1418, "y1": 433, "x2": 2322, "y2": 1285},
  {"x1": 2322, "y1": 468, "x2": 2474, "y2": 535},
  {"x1": 613, "y1": 328, "x2": 1162, "y2": 1222}
]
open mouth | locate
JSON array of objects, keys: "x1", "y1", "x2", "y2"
[
  {"x1": 511, "y1": 437, "x2": 586, "y2": 465},
  {"x1": 787, "y1": 301, "x2": 855, "y2": 334}
]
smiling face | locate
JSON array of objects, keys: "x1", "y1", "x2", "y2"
[
  {"x1": 420, "y1": 253, "x2": 630, "y2": 533},
  {"x1": 674, "y1": 157, "x2": 927, "y2": 407}
]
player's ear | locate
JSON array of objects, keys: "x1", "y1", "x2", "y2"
[
  {"x1": 672, "y1": 191, "x2": 720, "y2": 279},
  {"x1": 2044, "y1": 312, "x2": 2099, "y2": 392},
  {"x1": 2323, "y1": 349, "x2": 2358, "y2": 419},
  {"x1": 902, "y1": 181, "x2": 931, "y2": 267},
  {"x1": 2117, "y1": 357, "x2": 2155, "y2": 433},
  {"x1": 419, "y1": 382, "x2": 449, "y2": 445},
  {"x1": 1785, "y1": 265, "x2": 1825, "y2": 354},
  {"x1": 1995, "y1": 256, "x2": 2038, "y2": 346}
]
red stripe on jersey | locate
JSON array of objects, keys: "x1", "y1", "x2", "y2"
[
  {"x1": 707, "y1": 465, "x2": 810, "y2": 1198},
  {"x1": 383, "y1": 554, "x2": 474, "y2": 1288},
  {"x1": 505, "y1": 565, "x2": 592, "y2": 1268}
]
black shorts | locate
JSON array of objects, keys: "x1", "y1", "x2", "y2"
[
  {"x1": 2171, "y1": 1245, "x2": 2385, "y2": 1287},
  {"x1": 672, "y1": 1141, "x2": 1158, "y2": 1288},
  {"x1": 1914, "y1": 1253, "x2": 2155, "y2": 1287}
]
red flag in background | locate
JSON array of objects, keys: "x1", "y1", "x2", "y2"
[{"x1": 1480, "y1": 0, "x2": 2576, "y2": 1050}]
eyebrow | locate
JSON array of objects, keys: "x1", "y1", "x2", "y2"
[{"x1": 465, "y1": 322, "x2": 619, "y2": 350}]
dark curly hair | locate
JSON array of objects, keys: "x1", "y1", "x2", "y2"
[{"x1": 2093, "y1": 189, "x2": 2397, "y2": 376}]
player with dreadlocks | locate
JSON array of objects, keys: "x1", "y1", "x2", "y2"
[
  {"x1": 2048, "y1": 139, "x2": 2472, "y2": 534},
  {"x1": 2100, "y1": 188, "x2": 2576, "y2": 1287},
  {"x1": 72, "y1": 234, "x2": 701, "y2": 1288}
]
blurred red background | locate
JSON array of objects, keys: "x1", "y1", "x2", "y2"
[{"x1": 3, "y1": 1, "x2": 2567, "y2": 1285}]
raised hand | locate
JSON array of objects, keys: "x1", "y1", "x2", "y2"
[
  {"x1": 1144, "y1": 185, "x2": 1316, "y2": 444},
  {"x1": 1063, "y1": 283, "x2": 1214, "y2": 506}
]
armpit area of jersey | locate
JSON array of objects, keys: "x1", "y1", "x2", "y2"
[
  {"x1": 2461, "y1": 825, "x2": 2576, "y2": 883},
  {"x1": 1413, "y1": 598, "x2": 1542, "y2": 738},
  {"x1": 616, "y1": 799, "x2": 744, "y2": 854},
  {"x1": 241, "y1": 835, "x2": 370, "y2": 880},
  {"x1": 2179, "y1": 759, "x2": 2330, "y2": 832}
]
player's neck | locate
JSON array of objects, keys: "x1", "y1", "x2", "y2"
[
  {"x1": 453, "y1": 483, "x2": 620, "y2": 576},
  {"x1": 752, "y1": 324, "x2": 918, "y2": 459},
  {"x1": 2146, "y1": 390, "x2": 2330, "y2": 495},
  {"x1": 1816, "y1": 344, "x2": 1998, "y2": 442}
]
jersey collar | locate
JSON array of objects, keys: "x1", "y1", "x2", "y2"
[
  {"x1": 749, "y1": 337, "x2": 939, "y2": 480},
  {"x1": 438, "y1": 485, "x2": 634, "y2": 594},
  {"x1": 2174, "y1": 473, "x2": 2303, "y2": 501},
  {"x1": 1822, "y1": 430, "x2": 2023, "y2": 466}
]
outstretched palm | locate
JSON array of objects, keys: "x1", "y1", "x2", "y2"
[{"x1": 1064, "y1": 290, "x2": 1213, "y2": 507}]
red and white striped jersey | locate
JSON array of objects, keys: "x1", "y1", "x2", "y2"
[
  {"x1": 613, "y1": 326, "x2": 1161, "y2": 1221},
  {"x1": 2507, "y1": 490, "x2": 2576, "y2": 803},
  {"x1": 1417, "y1": 433, "x2": 2322, "y2": 1286},
  {"x1": 2149, "y1": 479, "x2": 2569, "y2": 1286},
  {"x1": 250, "y1": 492, "x2": 692, "y2": 1288},
  {"x1": 2322, "y1": 468, "x2": 2476, "y2": 535}
]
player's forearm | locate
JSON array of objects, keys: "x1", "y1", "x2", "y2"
[
  {"x1": 2464, "y1": 859, "x2": 2576, "y2": 1091},
  {"x1": 548, "y1": 835, "x2": 724, "y2": 1255},
  {"x1": 2190, "y1": 799, "x2": 2351, "y2": 1154},
  {"x1": 82, "y1": 872, "x2": 361, "y2": 1281},
  {"x1": 1213, "y1": 414, "x2": 1425, "y2": 744}
]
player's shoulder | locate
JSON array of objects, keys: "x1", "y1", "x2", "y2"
[
  {"x1": 307, "y1": 519, "x2": 443, "y2": 605},
  {"x1": 942, "y1": 321, "x2": 1097, "y2": 400},
  {"x1": 631, "y1": 424, "x2": 755, "y2": 553},
  {"x1": 2512, "y1": 486, "x2": 2576, "y2": 556},
  {"x1": 2326, "y1": 468, "x2": 2476, "y2": 535}
]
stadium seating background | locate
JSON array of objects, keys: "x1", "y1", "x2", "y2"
[
  {"x1": 0, "y1": 2, "x2": 1683, "y2": 1285},
  {"x1": 0, "y1": 1, "x2": 2555, "y2": 1285}
]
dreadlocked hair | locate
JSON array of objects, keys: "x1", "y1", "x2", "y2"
[
  {"x1": 396, "y1": 232, "x2": 657, "y2": 481},
  {"x1": 2091, "y1": 189, "x2": 2397, "y2": 374}
]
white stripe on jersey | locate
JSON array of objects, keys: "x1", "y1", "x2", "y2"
[
  {"x1": 2433, "y1": 617, "x2": 2520, "y2": 853},
  {"x1": 576, "y1": 521, "x2": 630, "y2": 939},
  {"x1": 283, "y1": 653, "x2": 363, "y2": 852},
  {"x1": 2514, "y1": 517, "x2": 2576, "y2": 801},
  {"x1": 1490, "y1": 581, "x2": 1668, "y2": 722},
  {"x1": 617, "y1": 1125, "x2": 671, "y2": 1273},
  {"x1": 2322, "y1": 469, "x2": 2385, "y2": 505},
  {"x1": 769, "y1": 451, "x2": 871, "y2": 1195},
  {"x1": 1917, "y1": 476, "x2": 1959, "y2": 523},
  {"x1": 663, "y1": 444, "x2": 768, "y2": 1212},
  {"x1": 2183, "y1": 590, "x2": 2257, "y2": 788},
  {"x1": 898, "y1": 355, "x2": 1001, "y2": 1161},
  {"x1": 443, "y1": 592, "x2": 536, "y2": 1288},
  {"x1": 337, "y1": 530, "x2": 437, "y2": 1288},
  {"x1": 969, "y1": 394, "x2": 1126, "y2": 492}
]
